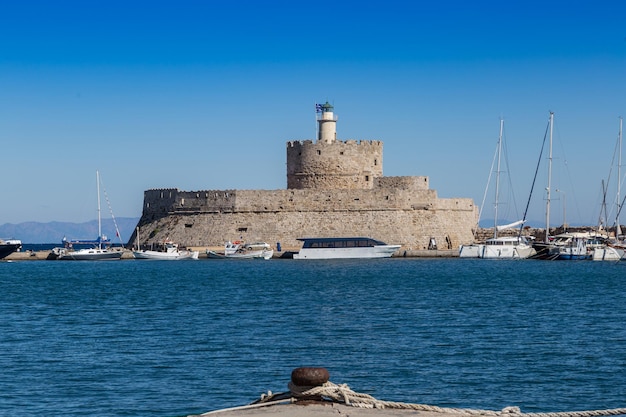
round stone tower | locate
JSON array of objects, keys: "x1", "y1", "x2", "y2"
[{"x1": 286, "y1": 102, "x2": 384, "y2": 190}]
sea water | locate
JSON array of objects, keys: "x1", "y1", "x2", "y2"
[{"x1": 1, "y1": 258, "x2": 625, "y2": 417}]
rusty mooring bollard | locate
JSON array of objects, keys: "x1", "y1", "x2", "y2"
[{"x1": 291, "y1": 367, "x2": 330, "y2": 387}]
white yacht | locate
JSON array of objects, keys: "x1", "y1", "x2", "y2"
[{"x1": 293, "y1": 237, "x2": 400, "y2": 260}]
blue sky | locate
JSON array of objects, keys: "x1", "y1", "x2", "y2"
[{"x1": 2, "y1": 1, "x2": 626, "y2": 228}]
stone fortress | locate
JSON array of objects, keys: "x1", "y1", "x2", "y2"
[{"x1": 131, "y1": 102, "x2": 478, "y2": 253}]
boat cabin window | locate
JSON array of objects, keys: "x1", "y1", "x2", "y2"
[{"x1": 299, "y1": 237, "x2": 386, "y2": 249}]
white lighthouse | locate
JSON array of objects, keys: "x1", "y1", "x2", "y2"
[{"x1": 317, "y1": 101, "x2": 337, "y2": 144}]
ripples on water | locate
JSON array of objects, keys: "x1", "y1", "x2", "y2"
[{"x1": 1, "y1": 258, "x2": 626, "y2": 416}]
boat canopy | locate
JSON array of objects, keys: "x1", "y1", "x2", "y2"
[{"x1": 495, "y1": 220, "x2": 525, "y2": 231}]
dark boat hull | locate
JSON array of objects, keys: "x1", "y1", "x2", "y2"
[{"x1": 0, "y1": 243, "x2": 22, "y2": 260}]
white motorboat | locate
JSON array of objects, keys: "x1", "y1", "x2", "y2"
[
  {"x1": 133, "y1": 240, "x2": 199, "y2": 260},
  {"x1": 292, "y1": 237, "x2": 400, "y2": 260},
  {"x1": 207, "y1": 241, "x2": 273, "y2": 260}
]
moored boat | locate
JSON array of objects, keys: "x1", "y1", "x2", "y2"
[
  {"x1": 52, "y1": 238, "x2": 124, "y2": 261},
  {"x1": 479, "y1": 235, "x2": 535, "y2": 259},
  {"x1": 592, "y1": 117, "x2": 626, "y2": 261},
  {"x1": 592, "y1": 244, "x2": 625, "y2": 261},
  {"x1": 292, "y1": 237, "x2": 400, "y2": 260},
  {"x1": 0, "y1": 238, "x2": 22, "y2": 260},
  {"x1": 133, "y1": 240, "x2": 199, "y2": 260},
  {"x1": 458, "y1": 119, "x2": 533, "y2": 259},
  {"x1": 207, "y1": 241, "x2": 273, "y2": 260},
  {"x1": 51, "y1": 171, "x2": 124, "y2": 261},
  {"x1": 532, "y1": 232, "x2": 607, "y2": 261}
]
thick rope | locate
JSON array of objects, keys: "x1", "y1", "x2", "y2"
[
  {"x1": 191, "y1": 381, "x2": 626, "y2": 417},
  {"x1": 288, "y1": 381, "x2": 626, "y2": 417}
]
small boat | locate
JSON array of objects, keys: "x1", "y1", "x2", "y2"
[
  {"x1": 133, "y1": 239, "x2": 199, "y2": 260},
  {"x1": 52, "y1": 171, "x2": 124, "y2": 261},
  {"x1": 0, "y1": 238, "x2": 22, "y2": 260},
  {"x1": 293, "y1": 237, "x2": 400, "y2": 260},
  {"x1": 207, "y1": 241, "x2": 274, "y2": 260},
  {"x1": 553, "y1": 233, "x2": 591, "y2": 260}
]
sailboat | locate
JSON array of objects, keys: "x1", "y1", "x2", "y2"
[
  {"x1": 529, "y1": 113, "x2": 602, "y2": 260},
  {"x1": 53, "y1": 171, "x2": 124, "y2": 260},
  {"x1": 593, "y1": 117, "x2": 626, "y2": 261},
  {"x1": 459, "y1": 119, "x2": 534, "y2": 259}
]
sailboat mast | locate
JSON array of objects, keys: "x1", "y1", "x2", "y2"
[
  {"x1": 545, "y1": 112, "x2": 554, "y2": 243},
  {"x1": 617, "y1": 117, "x2": 622, "y2": 238},
  {"x1": 494, "y1": 119, "x2": 503, "y2": 239},
  {"x1": 97, "y1": 170, "x2": 102, "y2": 248}
]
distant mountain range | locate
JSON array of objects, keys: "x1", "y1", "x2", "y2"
[{"x1": 0, "y1": 218, "x2": 140, "y2": 244}]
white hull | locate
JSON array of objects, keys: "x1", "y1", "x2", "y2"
[
  {"x1": 479, "y1": 244, "x2": 535, "y2": 259},
  {"x1": 57, "y1": 248, "x2": 123, "y2": 260},
  {"x1": 207, "y1": 249, "x2": 273, "y2": 260},
  {"x1": 133, "y1": 249, "x2": 199, "y2": 260},
  {"x1": 459, "y1": 244, "x2": 480, "y2": 258},
  {"x1": 208, "y1": 241, "x2": 273, "y2": 260},
  {"x1": 592, "y1": 246, "x2": 625, "y2": 261},
  {"x1": 460, "y1": 238, "x2": 535, "y2": 259},
  {"x1": 293, "y1": 245, "x2": 400, "y2": 260}
]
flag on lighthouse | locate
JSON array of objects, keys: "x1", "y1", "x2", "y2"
[{"x1": 315, "y1": 103, "x2": 323, "y2": 113}]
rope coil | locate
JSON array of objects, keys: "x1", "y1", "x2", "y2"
[
  {"x1": 194, "y1": 380, "x2": 626, "y2": 417},
  {"x1": 287, "y1": 381, "x2": 626, "y2": 417}
]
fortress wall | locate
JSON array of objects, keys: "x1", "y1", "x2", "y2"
[
  {"x1": 133, "y1": 203, "x2": 477, "y2": 252},
  {"x1": 286, "y1": 140, "x2": 383, "y2": 189},
  {"x1": 142, "y1": 188, "x2": 237, "y2": 220},
  {"x1": 142, "y1": 187, "x2": 451, "y2": 215}
]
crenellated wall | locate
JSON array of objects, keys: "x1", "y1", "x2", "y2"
[{"x1": 134, "y1": 184, "x2": 477, "y2": 251}]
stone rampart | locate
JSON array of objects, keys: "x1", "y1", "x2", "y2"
[
  {"x1": 142, "y1": 187, "x2": 466, "y2": 215},
  {"x1": 135, "y1": 186, "x2": 477, "y2": 252}
]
